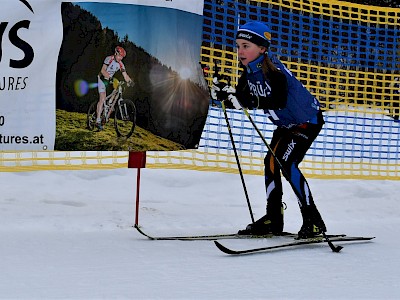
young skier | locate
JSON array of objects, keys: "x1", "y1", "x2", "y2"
[{"x1": 220, "y1": 21, "x2": 327, "y2": 238}]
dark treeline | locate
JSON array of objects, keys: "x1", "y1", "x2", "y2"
[{"x1": 56, "y1": 2, "x2": 173, "y2": 129}]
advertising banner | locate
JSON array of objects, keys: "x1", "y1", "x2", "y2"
[{"x1": 1, "y1": 0, "x2": 209, "y2": 151}]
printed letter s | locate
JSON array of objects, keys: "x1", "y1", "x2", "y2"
[{"x1": 9, "y1": 20, "x2": 34, "y2": 69}]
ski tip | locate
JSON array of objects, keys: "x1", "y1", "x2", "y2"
[{"x1": 214, "y1": 241, "x2": 237, "y2": 255}]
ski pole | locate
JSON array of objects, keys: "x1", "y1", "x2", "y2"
[
  {"x1": 222, "y1": 101, "x2": 255, "y2": 223},
  {"x1": 241, "y1": 109, "x2": 287, "y2": 174},
  {"x1": 240, "y1": 108, "x2": 341, "y2": 252}
]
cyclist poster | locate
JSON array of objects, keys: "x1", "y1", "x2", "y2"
[
  {"x1": 1, "y1": 0, "x2": 209, "y2": 151},
  {"x1": 56, "y1": 0, "x2": 209, "y2": 151}
]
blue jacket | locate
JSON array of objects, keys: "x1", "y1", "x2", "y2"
[{"x1": 236, "y1": 55, "x2": 321, "y2": 128}]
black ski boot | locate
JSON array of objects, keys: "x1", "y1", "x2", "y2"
[
  {"x1": 238, "y1": 203, "x2": 284, "y2": 235},
  {"x1": 297, "y1": 204, "x2": 327, "y2": 239}
]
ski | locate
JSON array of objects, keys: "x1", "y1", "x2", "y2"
[
  {"x1": 134, "y1": 224, "x2": 284, "y2": 240},
  {"x1": 214, "y1": 235, "x2": 375, "y2": 255},
  {"x1": 134, "y1": 225, "x2": 345, "y2": 241}
]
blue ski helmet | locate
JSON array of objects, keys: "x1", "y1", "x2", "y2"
[{"x1": 236, "y1": 21, "x2": 271, "y2": 48}]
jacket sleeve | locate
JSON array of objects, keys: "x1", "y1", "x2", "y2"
[
  {"x1": 235, "y1": 73, "x2": 259, "y2": 109},
  {"x1": 235, "y1": 70, "x2": 288, "y2": 110},
  {"x1": 257, "y1": 70, "x2": 288, "y2": 110}
]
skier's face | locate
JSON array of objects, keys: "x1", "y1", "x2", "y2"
[{"x1": 236, "y1": 39, "x2": 266, "y2": 66}]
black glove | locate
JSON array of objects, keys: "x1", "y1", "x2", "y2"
[
  {"x1": 210, "y1": 77, "x2": 220, "y2": 100},
  {"x1": 222, "y1": 85, "x2": 236, "y2": 94},
  {"x1": 226, "y1": 94, "x2": 242, "y2": 109}
]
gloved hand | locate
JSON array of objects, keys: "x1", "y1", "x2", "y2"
[
  {"x1": 212, "y1": 76, "x2": 220, "y2": 86},
  {"x1": 227, "y1": 94, "x2": 242, "y2": 109},
  {"x1": 222, "y1": 85, "x2": 236, "y2": 94},
  {"x1": 127, "y1": 80, "x2": 134, "y2": 87},
  {"x1": 210, "y1": 77, "x2": 220, "y2": 100}
]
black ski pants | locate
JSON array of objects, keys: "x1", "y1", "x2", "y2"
[{"x1": 264, "y1": 114, "x2": 324, "y2": 211}]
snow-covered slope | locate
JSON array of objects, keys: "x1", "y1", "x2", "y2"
[{"x1": 1, "y1": 168, "x2": 399, "y2": 299}]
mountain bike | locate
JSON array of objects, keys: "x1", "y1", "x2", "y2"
[{"x1": 87, "y1": 80, "x2": 136, "y2": 138}]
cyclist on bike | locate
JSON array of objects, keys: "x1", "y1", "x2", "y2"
[{"x1": 96, "y1": 46, "x2": 133, "y2": 130}]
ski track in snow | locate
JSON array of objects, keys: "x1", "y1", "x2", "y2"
[{"x1": 1, "y1": 168, "x2": 399, "y2": 299}]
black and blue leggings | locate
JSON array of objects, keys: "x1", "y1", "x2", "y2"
[{"x1": 264, "y1": 121, "x2": 323, "y2": 209}]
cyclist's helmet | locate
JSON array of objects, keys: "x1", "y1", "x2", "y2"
[{"x1": 115, "y1": 46, "x2": 126, "y2": 58}]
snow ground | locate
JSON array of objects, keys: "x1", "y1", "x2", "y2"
[{"x1": 1, "y1": 168, "x2": 399, "y2": 299}]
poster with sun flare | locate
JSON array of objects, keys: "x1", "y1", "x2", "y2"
[{"x1": 55, "y1": 0, "x2": 209, "y2": 151}]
